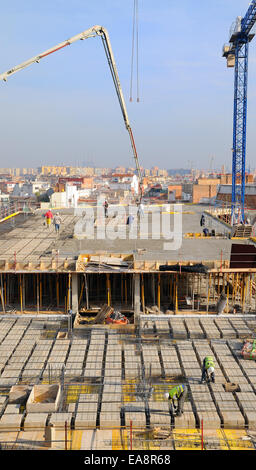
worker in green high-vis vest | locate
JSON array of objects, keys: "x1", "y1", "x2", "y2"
[
  {"x1": 201, "y1": 356, "x2": 215, "y2": 384},
  {"x1": 164, "y1": 384, "x2": 188, "y2": 416}
]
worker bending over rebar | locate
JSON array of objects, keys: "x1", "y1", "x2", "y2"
[
  {"x1": 201, "y1": 356, "x2": 215, "y2": 384},
  {"x1": 165, "y1": 384, "x2": 187, "y2": 416}
]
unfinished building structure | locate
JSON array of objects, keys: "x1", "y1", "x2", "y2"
[
  {"x1": 0, "y1": 205, "x2": 256, "y2": 450},
  {"x1": 0, "y1": 206, "x2": 255, "y2": 317}
]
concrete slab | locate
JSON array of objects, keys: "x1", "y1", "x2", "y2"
[
  {"x1": 4, "y1": 404, "x2": 20, "y2": 414},
  {"x1": 49, "y1": 412, "x2": 73, "y2": 428},
  {"x1": 24, "y1": 413, "x2": 49, "y2": 429},
  {"x1": 0, "y1": 413, "x2": 23, "y2": 430},
  {"x1": 99, "y1": 413, "x2": 121, "y2": 428},
  {"x1": 220, "y1": 411, "x2": 245, "y2": 429},
  {"x1": 195, "y1": 411, "x2": 221, "y2": 429},
  {"x1": 74, "y1": 412, "x2": 97, "y2": 429}
]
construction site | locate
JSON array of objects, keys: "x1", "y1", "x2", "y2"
[
  {"x1": 1, "y1": 1, "x2": 256, "y2": 454},
  {"x1": 0, "y1": 204, "x2": 255, "y2": 451}
]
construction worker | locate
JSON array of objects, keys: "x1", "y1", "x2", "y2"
[
  {"x1": 44, "y1": 209, "x2": 53, "y2": 228},
  {"x1": 104, "y1": 199, "x2": 109, "y2": 218},
  {"x1": 53, "y1": 212, "x2": 62, "y2": 234},
  {"x1": 164, "y1": 384, "x2": 187, "y2": 416},
  {"x1": 201, "y1": 356, "x2": 215, "y2": 384}
]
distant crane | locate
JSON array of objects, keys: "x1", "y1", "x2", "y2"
[
  {"x1": 0, "y1": 25, "x2": 143, "y2": 199},
  {"x1": 223, "y1": 1, "x2": 256, "y2": 224}
]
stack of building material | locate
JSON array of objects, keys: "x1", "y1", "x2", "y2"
[
  {"x1": 173, "y1": 401, "x2": 197, "y2": 429},
  {"x1": 123, "y1": 344, "x2": 141, "y2": 379},
  {"x1": 0, "y1": 412, "x2": 23, "y2": 430},
  {"x1": 188, "y1": 383, "x2": 220, "y2": 429},
  {"x1": 148, "y1": 401, "x2": 171, "y2": 427},
  {"x1": 104, "y1": 343, "x2": 122, "y2": 380},
  {"x1": 65, "y1": 338, "x2": 88, "y2": 378},
  {"x1": 154, "y1": 319, "x2": 171, "y2": 337},
  {"x1": 124, "y1": 404, "x2": 147, "y2": 429},
  {"x1": 160, "y1": 343, "x2": 182, "y2": 378},
  {"x1": 176, "y1": 341, "x2": 201, "y2": 382},
  {"x1": 169, "y1": 319, "x2": 187, "y2": 339},
  {"x1": 74, "y1": 393, "x2": 98, "y2": 429},
  {"x1": 214, "y1": 319, "x2": 237, "y2": 339},
  {"x1": 93, "y1": 304, "x2": 114, "y2": 324},
  {"x1": 237, "y1": 359, "x2": 256, "y2": 386},
  {"x1": 102, "y1": 384, "x2": 122, "y2": 403},
  {"x1": 49, "y1": 412, "x2": 73, "y2": 429},
  {"x1": 199, "y1": 318, "x2": 221, "y2": 339},
  {"x1": 83, "y1": 335, "x2": 105, "y2": 379},
  {"x1": 234, "y1": 390, "x2": 256, "y2": 429},
  {"x1": 23, "y1": 412, "x2": 49, "y2": 430},
  {"x1": 140, "y1": 320, "x2": 155, "y2": 336},
  {"x1": 203, "y1": 383, "x2": 244, "y2": 429},
  {"x1": 184, "y1": 318, "x2": 205, "y2": 339},
  {"x1": 0, "y1": 320, "x2": 32, "y2": 386},
  {"x1": 228, "y1": 319, "x2": 254, "y2": 339},
  {"x1": 142, "y1": 344, "x2": 161, "y2": 378},
  {"x1": 21, "y1": 340, "x2": 52, "y2": 381},
  {"x1": 100, "y1": 402, "x2": 121, "y2": 428},
  {"x1": 211, "y1": 341, "x2": 247, "y2": 384},
  {"x1": 77, "y1": 254, "x2": 130, "y2": 272},
  {"x1": 43, "y1": 339, "x2": 70, "y2": 378}
]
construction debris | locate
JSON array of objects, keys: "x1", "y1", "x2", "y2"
[
  {"x1": 152, "y1": 427, "x2": 171, "y2": 439},
  {"x1": 159, "y1": 263, "x2": 209, "y2": 273},
  {"x1": 75, "y1": 304, "x2": 114, "y2": 325},
  {"x1": 241, "y1": 338, "x2": 256, "y2": 360},
  {"x1": 76, "y1": 254, "x2": 132, "y2": 272},
  {"x1": 224, "y1": 382, "x2": 240, "y2": 392}
]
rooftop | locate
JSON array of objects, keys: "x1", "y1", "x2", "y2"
[{"x1": 0, "y1": 204, "x2": 239, "y2": 272}]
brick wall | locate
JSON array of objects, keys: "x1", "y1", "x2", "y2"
[{"x1": 192, "y1": 184, "x2": 218, "y2": 203}]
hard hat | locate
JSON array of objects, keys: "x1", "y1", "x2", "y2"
[
  {"x1": 164, "y1": 392, "x2": 169, "y2": 400},
  {"x1": 208, "y1": 366, "x2": 214, "y2": 374}
]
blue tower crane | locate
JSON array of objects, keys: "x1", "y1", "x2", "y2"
[{"x1": 223, "y1": 1, "x2": 256, "y2": 225}]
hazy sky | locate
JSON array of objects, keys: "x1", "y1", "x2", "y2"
[{"x1": 0, "y1": 0, "x2": 255, "y2": 171}]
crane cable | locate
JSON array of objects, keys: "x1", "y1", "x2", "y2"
[{"x1": 130, "y1": 0, "x2": 140, "y2": 102}]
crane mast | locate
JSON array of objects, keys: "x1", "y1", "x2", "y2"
[
  {"x1": 0, "y1": 25, "x2": 142, "y2": 196},
  {"x1": 223, "y1": 1, "x2": 256, "y2": 224}
]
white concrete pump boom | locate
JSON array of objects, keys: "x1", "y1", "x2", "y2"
[{"x1": 0, "y1": 25, "x2": 142, "y2": 193}]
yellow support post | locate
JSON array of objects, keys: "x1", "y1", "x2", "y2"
[
  {"x1": 249, "y1": 273, "x2": 252, "y2": 307},
  {"x1": 37, "y1": 273, "x2": 39, "y2": 314},
  {"x1": 125, "y1": 277, "x2": 127, "y2": 305},
  {"x1": 207, "y1": 274, "x2": 211, "y2": 313},
  {"x1": 226, "y1": 276, "x2": 229, "y2": 313},
  {"x1": 242, "y1": 274, "x2": 246, "y2": 313},
  {"x1": 67, "y1": 273, "x2": 71, "y2": 312},
  {"x1": 107, "y1": 274, "x2": 111, "y2": 306},
  {"x1": 157, "y1": 273, "x2": 161, "y2": 310},
  {"x1": 20, "y1": 274, "x2": 23, "y2": 313},
  {"x1": 141, "y1": 274, "x2": 145, "y2": 313},
  {"x1": 170, "y1": 274, "x2": 173, "y2": 307},
  {"x1": 40, "y1": 274, "x2": 42, "y2": 307},
  {"x1": 78, "y1": 280, "x2": 85, "y2": 308},
  {"x1": 56, "y1": 274, "x2": 59, "y2": 308},
  {"x1": 4, "y1": 274, "x2": 7, "y2": 306},
  {"x1": 175, "y1": 273, "x2": 178, "y2": 313}
]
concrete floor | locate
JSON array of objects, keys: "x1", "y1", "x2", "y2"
[{"x1": 0, "y1": 204, "x2": 238, "y2": 266}]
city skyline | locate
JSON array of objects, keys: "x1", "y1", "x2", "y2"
[{"x1": 0, "y1": 1, "x2": 255, "y2": 171}]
